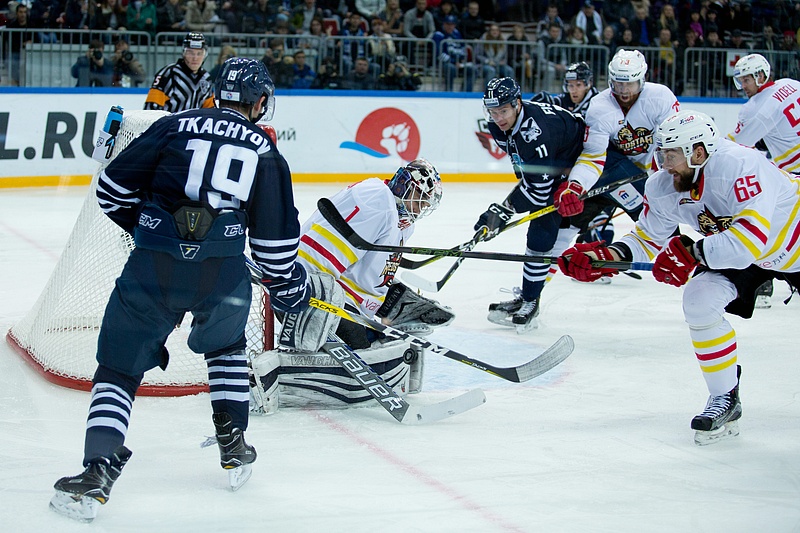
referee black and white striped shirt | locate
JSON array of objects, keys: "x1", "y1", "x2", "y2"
[{"x1": 144, "y1": 58, "x2": 215, "y2": 112}]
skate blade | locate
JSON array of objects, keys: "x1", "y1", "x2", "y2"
[
  {"x1": 227, "y1": 464, "x2": 253, "y2": 491},
  {"x1": 570, "y1": 276, "x2": 612, "y2": 285},
  {"x1": 49, "y1": 490, "x2": 101, "y2": 523},
  {"x1": 515, "y1": 318, "x2": 539, "y2": 334},
  {"x1": 694, "y1": 420, "x2": 740, "y2": 446},
  {"x1": 487, "y1": 311, "x2": 515, "y2": 327}
]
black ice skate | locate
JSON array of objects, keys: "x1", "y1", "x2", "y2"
[
  {"x1": 487, "y1": 287, "x2": 523, "y2": 327},
  {"x1": 512, "y1": 299, "x2": 540, "y2": 334},
  {"x1": 49, "y1": 446, "x2": 132, "y2": 522},
  {"x1": 691, "y1": 365, "x2": 742, "y2": 446},
  {"x1": 213, "y1": 412, "x2": 257, "y2": 491},
  {"x1": 755, "y1": 280, "x2": 773, "y2": 309}
]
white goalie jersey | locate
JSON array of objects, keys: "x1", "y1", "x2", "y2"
[
  {"x1": 569, "y1": 83, "x2": 680, "y2": 191},
  {"x1": 727, "y1": 78, "x2": 800, "y2": 174},
  {"x1": 619, "y1": 140, "x2": 800, "y2": 273},
  {"x1": 298, "y1": 178, "x2": 413, "y2": 317}
]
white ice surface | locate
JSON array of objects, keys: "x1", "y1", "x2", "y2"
[{"x1": 2, "y1": 183, "x2": 799, "y2": 532}]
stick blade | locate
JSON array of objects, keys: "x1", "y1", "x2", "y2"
[
  {"x1": 401, "y1": 388, "x2": 486, "y2": 425},
  {"x1": 513, "y1": 335, "x2": 574, "y2": 382},
  {"x1": 400, "y1": 271, "x2": 442, "y2": 293}
]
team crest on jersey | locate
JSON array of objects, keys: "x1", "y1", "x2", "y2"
[
  {"x1": 377, "y1": 251, "x2": 402, "y2": 288},
  {"x1": 697, "y1": 208, "x2": 732, "y2": 236},
  {"x1": 520, "y1": 117, "x2": 542, "y2": 143},
  {"x1": 614, "y1": 122, "x2": 653, "y2": 156}
]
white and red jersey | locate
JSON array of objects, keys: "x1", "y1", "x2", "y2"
[
  {"x1": 298, "y1": 178, "x2": 413, "y2": 317},
  {"x1": 727, "y1": 78, "x2": 800, "y2": 173},
  {"x1": 569, "y1": 83, "x2": 680, "y2": 190},
  {"x1": 619, "y1": 139, "x2": 800, "y2": 273}
]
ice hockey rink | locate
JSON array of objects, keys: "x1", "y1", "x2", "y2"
[{"x1": 2, "y1": 182, "x2": 799, "y2": 532}]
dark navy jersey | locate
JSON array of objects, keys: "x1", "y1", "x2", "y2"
[
  {"x1": 488, "y1": 100, "x2": 585, "y2": 210},
  {"x1": 98, "y1": 107, "x2": 301, "y2": 281},
  {"x1": 530, "y1": 86, "x2": 599, "y2": 118}
]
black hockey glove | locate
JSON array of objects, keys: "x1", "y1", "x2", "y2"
[
  {"x1": 474, "y1": 203, "x2": 514, "y2": 239},
  {"x1": 262, "y1": 262, "x2": 310, "y2": 314}
]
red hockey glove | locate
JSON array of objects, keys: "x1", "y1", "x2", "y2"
[
  {"x1": 653, "y1": 235, "x2": 698, "y2": 287},
  {"x1": 260, "y1": 124, "x2": 277, "y2": 145},
  {"x1": 554, "y1": 181, "x2": 585, "y2": 217},
  {"x1": 558, "y1": 241, "x2": 620, "y2": 282}
]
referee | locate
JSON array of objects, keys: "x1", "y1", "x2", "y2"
[{"x1": 144, "y1": 32, "x2": 215, "y2": 112}]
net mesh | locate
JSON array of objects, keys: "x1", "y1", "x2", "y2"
[{"x1": 7, "y1": 110, "x2": 273, "y2": 396}]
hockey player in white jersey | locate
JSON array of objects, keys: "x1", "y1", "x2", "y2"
[
  {"x1": 727, "y1": 53, "x2": 800, "y2": 308},
  {"x1": 559, "y1": 110, "x2": 800, "y2": 445},
  {"x1": 564, "y1": 49, "x2": 680, "y2": 237},
  {"x1": 250, "y1": 159, "x2": 455, "y2": 412}
]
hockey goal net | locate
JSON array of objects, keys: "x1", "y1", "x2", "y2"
[{"x1": 6, "y1": 110, "x2": 274, "y2": 396}]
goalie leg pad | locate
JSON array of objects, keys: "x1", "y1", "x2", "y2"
[
  {"x1": 276, "y1": 339, "x2": 415, "y2": 408},
  {"x1": 278, "y1": 272, "x2": 344, "y2": 352},
  {"x1": 376, "y1": 283, "x2": 455, "y2": 330},
  {"x1": 249, "y1": 350, "x2": 281, "y2": 415}
]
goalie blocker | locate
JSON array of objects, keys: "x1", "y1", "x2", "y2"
[{"x1": 250, "y1": 274, "x2": 454, "y2": 412}]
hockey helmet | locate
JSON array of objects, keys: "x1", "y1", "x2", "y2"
[
  {"x1": 387, "y1": 158, "x2": 443, "y2": 223},
  {"x1": 183, "y1": 31, "x2": 207, "y2": 51},
  {"x1": 608, "y1": 49, "x2": 647, "y2": 95},
  {"x1": 732, "y1": 53, "x2": 771, "y2": 90},
  {"x1": 655, "y1": 110, "x2": 719, "y2": 172},
  {"x1": 483, "y1": 77, "x2": 521, "y2": 109},
  {"x1": 215, "y1": 58, "x2": 276, "y2": 123},
  {"x1": 563, "y1": 61, "x2": 593, "y2": 92}
]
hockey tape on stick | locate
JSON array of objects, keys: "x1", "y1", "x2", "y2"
[{"x1": 317, "y1": 198, "x2": 652, "y2": 270}]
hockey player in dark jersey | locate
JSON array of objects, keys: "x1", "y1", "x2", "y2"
[
  {"x1": 144, "y1": 31, "x2": 215, "y2": 112},
  {"x1": 50, "y1": 58, "x2": 309, "y2": 521},
  {"x1": 531, "y1": 61, "x2": 599, "y2": 118},
  {"x1": 475, "y1": 77, "x2": 585, "y2": 332}
]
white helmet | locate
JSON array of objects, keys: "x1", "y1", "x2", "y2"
[
  {"x1": 387, "y1": 158, "x2": 443, "y2": 223},
  {"x1": 732, "y1": 53, "x2": 771, "y2": 90},
  {"x1": 608, "y1": 49, "x2": 648, "y2": 94},
  {"x1": 655, "y1": 110, "x2": 720, "y2": 172}
]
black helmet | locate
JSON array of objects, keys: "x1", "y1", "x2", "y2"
[
  {"x1": 563, "y1": 61, "x2": 593, "y2": 92},
  {"x1": 483, "y1": 77, "x2": 521, "y2": 109},
  {"x1": 183, "y1": 31, "x2": 207, "y2": 51},
  {"x1": 215, "y1": 58, "x2": 276, "y2": 123}
]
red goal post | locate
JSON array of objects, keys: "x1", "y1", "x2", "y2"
[{"x1": 6, "y1": 110, "x2": 274, "y2": 396}]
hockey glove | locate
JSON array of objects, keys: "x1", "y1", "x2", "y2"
[
  {"x1": 473, "y1": 202, "x2": 514, "y2": 238},
  {"x1": 653, "y1": 235, "x2": 698, "y2": 287},
  {"x1": 558, "y1": 241, "x2": 620, "y2": 282},
  {"x1": 554, "y1": 181, "x2": 585, "y2": 217},
  {"x1": 259, "y1": 124, "x2": 277, "y2": 145},
  {"x1": 263, "y1": 263, "x2": 310, "y2": 314}
]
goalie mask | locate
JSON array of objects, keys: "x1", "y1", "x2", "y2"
[
  {"x1": 608, "y1": 49, "x2": 647, "y2": 96},
  {"x1": 387, "y1": 158, "x2": 442, "y2": 225},
  {"x1": 732, "y1": 53, "x2": 771, "y2": 91},
  {"x1": 215, "y1": 57, "x2": 276, "y2": 123},
  {"x1": 655, "y1": 110, "x2": 719, "y2": 178}
]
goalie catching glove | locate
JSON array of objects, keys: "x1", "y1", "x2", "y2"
[
  {"x1": 652, "y1": 235, "x2": 700, "y2": 287},
  {"x1": 376, "y1": 283, "x2": 455, "y2": 335},
  {"x1": 474, "y1": 202, "x2": 514, "y2": 239},
  {"x1": 558, "y1": 241, "x2": 623, "y2": 283}
]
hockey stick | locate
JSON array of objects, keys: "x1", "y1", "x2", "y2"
[
  {"x1": 245, "y1": 258, "x2": 485, "y2": 423},
  {"x1": 318, "y1": 198, "x2": 653, "y2": 271},
  {"x1": 308, "y1": 297, "x2": 575, "y2": 383},
  {"x1": 319, "y1": 333, "x2": 486, "y2": 424},
  {"x1": 401, "y1": 228, "x2": 486, "y2": 292},
  {"x1": 397, "y1": 172, "x2": 650, "y2": 270}
]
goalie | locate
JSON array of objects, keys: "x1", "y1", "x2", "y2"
[{"x1": 250, "y1": 159, "x2": 455, "y2": 413}]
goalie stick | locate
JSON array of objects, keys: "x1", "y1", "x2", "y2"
[
  {"x1": 317, "y1": 197, "x2": 653, "y2": 271},
  {"x1": 245, "y1": 258, "x2": 485, "y2": 424},
  {"x1": 245, "y1": 257, "x2": 573, "y2": 383},
  {"x1": 398, "y1": 172, "x2": 650, "y2": 271}
]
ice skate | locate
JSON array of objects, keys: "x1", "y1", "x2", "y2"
[
  {"x1": 692, "y1": 366, "x2": 742, "y2": 446},
  {"x1": 213, "y1": 412, "x2": 257, "y2": 491},
  {"x1": 570, "y1": 275, "x2": 612, "y2": 285},
  {"x1": 487, "y1": 288, "x2": 523, "y2": 326},
  {"x1": 512, "y1": 299, "x2": 540, "y2": 334},
  {"x1": 49, "y1": 446, "x2": 132, "y2": 522},
  {"x1": 755, "y1": 280, "x2": 773, "y2": 309}
]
